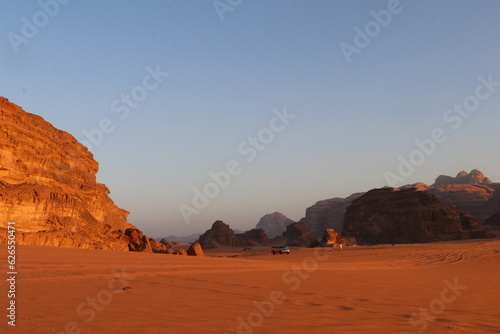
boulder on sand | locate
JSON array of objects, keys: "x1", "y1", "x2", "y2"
[{"x1": 187, "y1": 242, "x2": 205, "y2": 256}]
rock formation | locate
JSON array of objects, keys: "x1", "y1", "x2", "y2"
[
  {"x1": 175, "y1": 249, "x2": 187, "y2": 255},
  {"x1": 197, "y1": 221, "x2": 271, "y2": 249},
  {"x1": 300, "y1": 193, "x2": 364, "y2": 238},
  {"x1": 319, "y1": 229, "x2": 356, "y2": 246},
  {"x1": 198, "y1": 220, "x2": 318, "y2": 249},
  {"x1": 256, "y1": 212, "x2": 295, "y2": 238},
  {"x1": 343, "y1": 188, "x2": 490, "y2": 245},
  {"x1": 321, "y1": 228, "x2": 341, "y2": 246},
  {"x1": 125, "y1": 228, "x2": 153, "y2": 252},
  {"x1": 0, "y1": 97, "x2": 150, "y2": 251},
  {"x1": 274, "y1": 222, "x2": 317, "y2": 247},
  {"x1": 187, "y1": 242, "x2": 204, "y2": 256},
  {"x1": 149, "y1": 238, "x2": 169, "y2": 253},
  {"x1": 197, "y1": 221, "x2": 237, "y2": 249}
]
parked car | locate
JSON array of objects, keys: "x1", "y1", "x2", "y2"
[{"x1": 271, "y1": 245, "x2": 290, "y2": 255}]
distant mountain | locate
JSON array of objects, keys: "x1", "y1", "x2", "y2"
[
  {"x1": 162, "y1": 233, "x2": 202, "y2": 244},
  {"x1": 197, "y1": 220, "x2": 317, "y2": 249},
  {"x1": 256, "y1": 212, "x2": 295, "y2": 238},
  {"x1": 197, "y1": 221, "x2": 270, "y2": 249},
  {"x1": 432, "y1": 169, "x2": 493, "y2": 187},
  {"x1": 300, "y1": 193, "x2": 364, "y2": 238}
]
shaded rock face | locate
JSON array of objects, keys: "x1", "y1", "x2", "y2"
[
  {"x1": 240, "y1": 228, "x2": 271, "y2": 247},
  {"x1": 197, "y1": 221, "x2": 270, "y2": 249},
  {"x1": 187, "y1": 242, "x2": 204, "y2": 256},
  {"x1": 256, "y1": 212, "x2": 295, "y2": 238},
  {"x1": 300, "y1": 193, "x2": 364, "y2": 238},
  {"x1": 0, "y1": 97, "x2": 149, "y2": 251},
  {"x1": 197, "y1": 221, "x2": 237, "y2": 249},
  {"x1": 278, "y1": 222, "x2": 316, "y2": 247},
  {"x1": 485, "y1": 214, "x2": 500, "y2": 227},
  {"x1": 343, "y1": 188, "x2": 488, "y2": 245}
]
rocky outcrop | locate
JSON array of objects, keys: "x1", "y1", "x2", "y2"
[
  {"x1": 197, "y1": 221, "x2": 237, "y2": 249},
  {"x1": 256, "y1": 212, "x2": 295, "y2": 238},
  {"x1": 149, "y1": 238, "x2": 169, "y2": 253},
  {"x1": 275, "y1": 222, "x2": 317, "y2": 247},
  {"x1": 321, "y1": 228, "x2": 341, "y2": 245},
  {"x1": 187, "y1": 242, "x2": 204, "y2": 256},
  {"x1": 239, "y1": 228, "x2": 271, "y2": 247},
  {"x1": 197, "y1": 221, "x2": 271, "y2": 249},
  {"x1": 175, "y1": 249, "x2": 187, "y2": 255},
  {"x1": 0, "y1": 97, "x2": 150, "y2": 251},
  {"x1": 343, "y1": 188, "x2": 490, "y2": 245},
  {"x1": 125, "y1": 228, "x2": 153, "y2": 252},
  {"x1": 300, "y1": 193, "x2": 364, "y2": 238},
  {"x1": 320, "y1": 229, "x2": 356, "y2": 246}
]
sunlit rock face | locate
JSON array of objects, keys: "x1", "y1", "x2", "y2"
[{"x1": 0, "y1": 97, "x2": 149, "y2": 251}]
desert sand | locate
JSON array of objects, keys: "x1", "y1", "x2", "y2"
[{"x1": 1, "y1": 240, "x2": 499, "y2": 334}]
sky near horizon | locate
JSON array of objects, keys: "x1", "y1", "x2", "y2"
[{"x1": 1, "y1": 0, "x2": 500, "y2": 237}]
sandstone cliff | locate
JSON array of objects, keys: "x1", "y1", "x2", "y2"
[
  {"x1": 255, "y1": 212, "x2": 295, "y2": 238},
  {"x1": 0, "y1": 97, "x2": 150, "y2": 251},
  {"x1": 343, "y1": 188, "x2": 489, "y2": 245}
]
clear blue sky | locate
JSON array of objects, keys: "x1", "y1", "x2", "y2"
[{"x1": 2, "y1": 0, "x2": 500, "y2": 237}]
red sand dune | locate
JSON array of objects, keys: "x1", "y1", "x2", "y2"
[{"x1": 1, "y1": 240, "x2": 499, "y2": 333}]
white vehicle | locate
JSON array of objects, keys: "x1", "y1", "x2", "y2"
[{"x1": 271, "y1": 245, "x2": 290, "y2": 255}]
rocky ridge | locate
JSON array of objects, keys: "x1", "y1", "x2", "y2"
[{"x1": 426, "y1": 170, "x2": 500, "y2": 223}]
